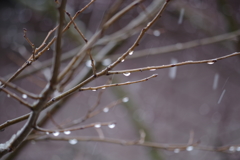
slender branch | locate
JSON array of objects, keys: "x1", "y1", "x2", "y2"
[
  {"x1": 57, "y1": 0, "x2": 143, "y2": 82},
  {"x1": 29, "y1": 136, "x2": 240, "y2": 153},
  {"x1": 0, "y1": 78, "x2": 40, "y2": 99},
  {"x1": 126, "y1": 29, "x2": 240, "y2": 60},
  {"x1": 58, "y1": 53, "x2": 88, "y2": 91},
  {"x1": 0, "y1": 0, "x2": 167, "y2": 132},
  {"x1": 0, "y1": 0, "x2": 67, "y2": 158},
  {"x1": 4, "y1": 1, "x2": 95, "y2": 84},
  {"x1": 63, "y1": 99, "x2": 122, "y2": 128},
  {"x1": 79, "y1": 74, "x2": 158, "y2": 91},
  {"x1": 62, "y1": 0, "x2": 97, "y2": 33},
  {"x1": 0, "y1": 114, "x2": 29, "y2": 131},
  {"x1": 65, "y1": 11, "x2": 88, "y2": 43},
  {"x1": 65, "y1": 10, "x2": 97, "y2": 77},
  {"x1": 106, "y1": 0, "x2": 170, "y2": 71},
  {"x1": 107, "y1": 52, "x2": 240, "y2": 75},
  {"x1": 23, "y1": 28, "x2": 35, "y2": 60},
  {"x1": 1, "y1": 88, "x2": 32, "y2": 109},
  {"x1": 1, "y1": 51, "x2": 238, "y2": 131},
  {"x1": 35, "y1": 26, "x2": 58, "y2": 53},
  {"x1": 34, "y1": 121, "x2": 115, "y2": 133}
]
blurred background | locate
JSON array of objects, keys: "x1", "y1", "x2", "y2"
[{"x1": 0, "y1": 0, "x2": 240, "y2": 159}]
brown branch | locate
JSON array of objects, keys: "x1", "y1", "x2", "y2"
[
  {"x1": 23, "y1": 28, "x2": 35, "y2": 60},
  {"x1": 34, "y1": 122, "x2": 115, "y2": 133},
  {"x1": 63, "y1": 99, "x2": 122, "y2": 128},
  {"x1": 0, "y1": 0, "x2": 67, "y2": 158},
  {"x1": 57, "y1": 0, "x2": 143, "y2": 82},
  {"x1": 79, "y1": 74, "x2": 158, "y2": 91},
  {"x1": 4, "y1": 1, "x2": 95, "y2": 84},
  {"x1": 1, "y1": 87, "x2": 32, "y2": 109},
  {"x1": 65, "y1": 11, "x2": 88, "y2": 43},
  {"x1": 107, "y1": 52, "x2": 240, "y2": 75},
  {"x1": 106, "y1": 0, "x2": 170, "y2": 71},
  {"x1": 35, "y1": 26, "x2": 58, "y2": 53},
  {"x1": 0, "y1": 78, "x2": 40, "y2": 99},
  {"x1": 0, "y1": 0, "x2": 168, "y2": 133},
  {"x1": 126, "y1": 29, "x2": 240, "y2": 60},
  {"x1": 29, "y1": 136, "x2": 240, "y2": 153}
]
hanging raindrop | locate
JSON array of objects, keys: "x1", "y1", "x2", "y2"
[
  {"x1": 103, "y1": 107, "x2": 109, "y2": 113},
  {"x1": 64, "y1": 131, "x2": 71, "y2": 135},
  {"x1": 129, "y1": 51, "x2": 134, "y2": 55},
  {"x1": 186, "y1": 146, "x2": 193, "y2": 151},
  {"x1": 22, "y1": 94, "x2": 28, "y2": 99},
  {"x1": 229, "y1": 146, "x2": 235, "y2": 152},
  {"x1": 108, "y1": 123, "x2": 116, "y2": 129},
  {"x1": 122, "y1": 97, "x2": 129, "y2": 103},
  {"x1": 150, "y1": 69, "x2": 156, "y2": 71},
  {"x1": 174, "y1": 148, "x2": 180, "y2": 153},
  {"x1": 86, "y1": 60, "x2": 93, "y2": 68},
  {"x1": 123, "y1": 72, "x2": 131, "y2": 76},
  {"x1": 207, "y1": 61, "x2": 214, "y2": 65},
  {"x1": 101, "y1": 87, "x2": 106, "y2": 90},
  {"x1": 69, "y1": 139, "x2": 78, "y2": 145},
  {"x1": 53, "y1": 131, "x2": 60, "y2": 137},
  {"x1": 94, "y1": 124, "x2": 101, "y2": 128}
]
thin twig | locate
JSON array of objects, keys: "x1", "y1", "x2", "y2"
[
  {"x1": 57, "y1": 0, "x2": 143, "y2": 82},
  {"x1": 106, "y1": 0, "x2": 171, "y2": 71},
  {"x1": 23, "y1": 28, "x2": 35, "y2": 60},
  {"x1": 0, "y1": 78, "x2": 40, "y2": 99},
  {"x1": 35, "y1": 26, "x2": 58, "y2": 53},
  {"x1": 65, "y1": 11, "x2": 88, "y2": 43},
  {"x1": 1, "y1": 88, "x2": 32, "y2": 109},
  {"x1": 63, "y1": 99, "x2": 122, "y2": 128},
  {"x1": 34, "y1": 122, "x2": 115, "y2": 133},
  {"x1": 29, "y1": 136, "x2": 239, "y2": 153},
  {"x1": 126, "y1": 29, "x2": 240, "y2": 60},
  {"x1": 4, "y1": 1, "x2": 95, "y2": 84},
  {"x1": 79, "y1": 74, "x2": 158, "y2": 91},
  {"x1": 0, "y1": 0, "x2": 67, "y2": 158},
  {"x1": 0, "y1": 0, "x2": 168, "y2": 133},
  {"x1": 107, "y1": 52, "x2": 240, "y2": 75}
]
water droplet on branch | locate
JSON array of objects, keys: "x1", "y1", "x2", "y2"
[
  {"x1": 22, "y1": 94, "x2": 28, "y2": 99},
  {"x1": 94, "y1": 124, "x2": 101, "y2": 128},
  {"x1": 207, "y1": 61, "x2": 214, "y2": 65},
  {"x1": 229, "y1": 146, "x2": 235, "y2": 152},
  {"x1": 186, "y1": 146, "x2": 193, "y2": 151},
  {"x1": 174, "y1": 148, "x2": 180, "y2": 153},
  {"x1": 123, "y1": 72, "x2": 131, "y2": 76},
  {"x1": 129, "y1": 51, "x2": 134, "y2": 55},
  {"x1": 64, "y1": 131, "x2": 71, "y2": 135},
  {"x1": 122, "y1": 97, "x2": 129, "y2": 103},
  {"x1": 53, "y1": 132, "x2": 60, "y2": 136},
  {"x1": 103, "y1": 107, "x2": 109, "y2": 113},
  {"x1": 69, "y1": 139, "x2": 78, "y2": 145},
  {"x1": 108, "y1": 123, "x2": 116, "y2": 129}
]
